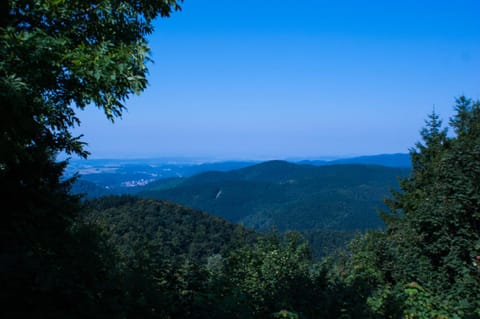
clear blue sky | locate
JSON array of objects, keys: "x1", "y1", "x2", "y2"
[{"x1": 76, "y1": 0, "x2": 480, "y2": 160}]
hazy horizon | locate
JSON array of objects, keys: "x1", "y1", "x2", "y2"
[
  {"x1": 74, "y1": 0, "x2": 480, "y2": 159},
  {"x1": 72, "y1": 151, "x2": 406, "y2": 162},
  {"x1": 66, "y1": 152, "x2": 410, "y2": 164}
]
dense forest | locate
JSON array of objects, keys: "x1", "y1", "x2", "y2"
[
  {"x1": 83, "y1": 196, "x2": 257, "y2": 264},
  {"x1": 2, "y1": 1, "x2": 480, "y2": 318},
  {"x1": 140, "y1": 162, "x2": 409, "y2": 232}
]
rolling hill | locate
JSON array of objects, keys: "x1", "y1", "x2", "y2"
[
  {"x1": 140, "y1": 161, "x2": 409, "y2": 232},
  {"x1": 84, "y1": 196, "x2": 257, "y2": 263}
]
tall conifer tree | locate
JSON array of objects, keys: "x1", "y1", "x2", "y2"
[{"x1": 365, "y1": 97, "x2": 480, "y2": 317}]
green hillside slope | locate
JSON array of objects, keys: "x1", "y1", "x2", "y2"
[
  {"x1": 140, "y1": 161, "x2": 409, "y2": 232},
  {"x1": 84, "y1": 196, "x2": 257, "y2": 263}
]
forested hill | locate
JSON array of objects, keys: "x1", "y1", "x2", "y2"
[
  {"x1": 84, "y1": 196, "x2": 257, "y2": 264},
  {"x1": 140, "y1": 161, "x2": 409, "y2": 232}
]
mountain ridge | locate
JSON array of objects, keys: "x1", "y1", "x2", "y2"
[
  {"x1": 139, "y1": 161, "x2": 409, "y2": 232},
  {"x1": 299, "y1": 153, "x2": 411, "y2": 168}
]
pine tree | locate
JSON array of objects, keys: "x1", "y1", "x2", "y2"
[
  {"x1": 350, "y1": 97, "x2": 480, "y2": 318},
  {"x1": 392, "y1": 98, "x2": 479, "y2": 316}
]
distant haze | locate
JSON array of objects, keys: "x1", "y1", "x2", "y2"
[{"x1": 74, "y1": 0, "x2": 480, "y2": 160}]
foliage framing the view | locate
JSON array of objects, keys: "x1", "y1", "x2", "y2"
[
  {"x1": 2, "y1": 0, "x2": 480, "y2": 317},
  {"x1": 0, "y1": 1, "x2": 182, "y2": 318},
  {"x1": 346, "y1": 97, "x2": 480, "y2": 318},
  {"x1": 1, "y1": 0, "x2": 180, "y2": 159}
]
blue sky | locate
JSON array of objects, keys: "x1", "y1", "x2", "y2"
[{"x1": 76, "y1": 0, "x2": 480, "y2": 160}]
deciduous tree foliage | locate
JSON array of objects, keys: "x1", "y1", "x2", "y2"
[{"x1": 0, "y1": 1, "x2": 181, "y2": 317}]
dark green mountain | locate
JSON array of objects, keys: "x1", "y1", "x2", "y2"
[
  {"x1": 140, "y1": 161, "x2": 409, "y2": 232},
  {"x1": 84, "y1": 196, "x2": 257, "y2": 263}
]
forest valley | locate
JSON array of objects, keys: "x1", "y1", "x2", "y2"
[{"x1": 1, "y1": 1, "x2": 480, "y2": 318}]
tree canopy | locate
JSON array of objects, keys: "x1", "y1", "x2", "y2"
[
  {"x1": 2, "y1": 1, "x2": 480, "y2": 317},
  {"x1": 344, "y1": 97, "x2": 480, "y2": 318},
  {"x1": 1, "y1": 1, "x2": 182, "y2": 317},
  {"x1": 1, "y1": 0, "x2": 181, "y2": 160}
]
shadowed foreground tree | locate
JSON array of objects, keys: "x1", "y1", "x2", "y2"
[
  {"x1": 0, "y1": 1, "x2": 181, "y2": 317},
  {"x1": 341, "y1": 97, "x2": 480, "y2": 318}
]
